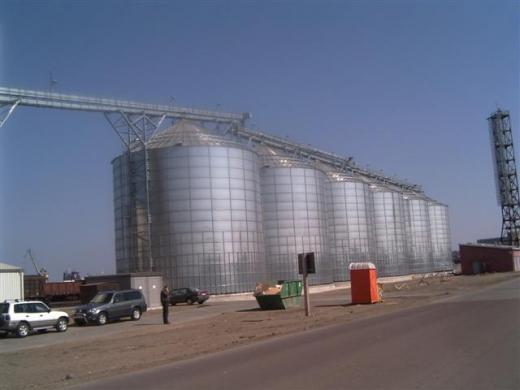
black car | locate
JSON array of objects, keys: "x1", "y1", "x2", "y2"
[
  {"x1": 74, "y1": 289, "x2": 147, "y2": 326},
  {"x1": 169, "y1": 288, "x2": 209, "y2": 305}
]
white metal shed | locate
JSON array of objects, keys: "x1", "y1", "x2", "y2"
[{"x1": 0, "y1": 262, "x2": 24, "y2": 301}]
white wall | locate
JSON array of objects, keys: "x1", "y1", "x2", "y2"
[
  {"x1": 131, "y1": 276, "x2": 163, "y2": 308},
  {"x1": 0, "y1": 271, "x2": 24, "y2": 300}
]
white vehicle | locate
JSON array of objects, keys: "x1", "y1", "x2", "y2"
[{"x1": 0, "y1": 300, "x2": 69, "y2": 338}]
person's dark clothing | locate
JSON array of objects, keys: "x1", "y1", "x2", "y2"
[
  {"x1": 160, "y1": 289, "x2": 170, "y2": 324},
  {"x1": 160, "y1": 289, "x2": 169, "y2": 305},
  {"x1": 162, "y1": 305, "x2": 169, "y2": 324}
]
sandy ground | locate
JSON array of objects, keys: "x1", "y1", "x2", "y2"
[{"x1": 1, "y1": 272, "x2": 518, "y2": 390}]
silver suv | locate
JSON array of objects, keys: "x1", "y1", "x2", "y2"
[
  {"x1": 0, "y1": 300, "x2": 69, "y2": 338},
  {"x1": 74, "y1": 289, "x2": 147, "y2": 326}
]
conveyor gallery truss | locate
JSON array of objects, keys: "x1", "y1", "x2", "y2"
[{"x1": 0, "y1": 86, "x2": 421, "y2": 270}]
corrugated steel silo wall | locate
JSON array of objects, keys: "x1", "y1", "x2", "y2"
[
  {"x1": 371, "y1": 189, "x2": 408, "y2": 276},
  {"x1": 113, "y1": 127, "x2": 453, "y2": 292},
  {"x1": 428, "y1": 203, "x2": 452, "y2": 271},
  {"x1": 261, "y1": 166, "x2": 333, "y2": 284},
  {"x1": 113, "y1": 149, "x2": 153, "y2": 274},
  {"x1": 405, "y1": 198, "x2": 433, "y2": 274},
  {"x1": 113, "y1": 153, "x2": 132, "y2": 273},
  {"x1": 328, "y1": 179, "x2": 374, "y2": 281},
  {"x1": 148, "y1": 145, "x2": 265, "y2": 294}
]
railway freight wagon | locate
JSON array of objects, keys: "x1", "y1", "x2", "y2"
[{"x1": 24, "y1": 275, "x2": 82, "y2": 302}]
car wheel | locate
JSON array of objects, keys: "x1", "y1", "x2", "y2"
[
  {"x1": 0, "y1": 331, "x2": 8, "y2": 338},
  {"x1": 186, "y1": 298, "x2": 194, "y2": 305},
  {"x1": 131, "y1": 307, "x2": 141, "y2": 321},
  {"x1": 96, "y1": 312, "x2": 108, "y2": 326},
  {"x1": 16, "y1": 322, "x2": 30, "y2": 338},
  {"x1": 55, "y1": 317, "x2": 68, "y2": 332},
  {"x1": 171, "y1": 302, "x2": 176, "y2": 306}
]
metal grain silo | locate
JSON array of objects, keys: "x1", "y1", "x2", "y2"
[
  {"x1": 370, "y1": 185, "x2": 408, "y2": 276},
  {"x1": 326, "y1": 172, "x2": 375, "y2": 281},
  {"x1": 257, "y1": 146, "x2": 333, "y2": 285},
  {"x1": 113, "y1": 120, "x2": 265, "y2": 294},
  {"x1": 113, "y1": 151, "x2": 139, "y2": 274},
  {"x1": 403, "y1": 193, "x2": 433, "y2": 274},
  {"x1": 428, "y1": 202, "x2": 452, "y2": 271}
]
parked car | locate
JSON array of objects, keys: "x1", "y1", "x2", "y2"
[
  {"x1": 169, "y1": 288, "x2": 209, "y2": 305},
  {"x1": 0, "y1": 300, "x2": 69, "y2": 338},
  {"x1": 73, "y1": 289, "x2": 147, "y2": 326}
]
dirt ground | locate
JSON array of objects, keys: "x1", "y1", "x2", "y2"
[{"x1": 1, "y1": 272, "x2": 518, "y2": 390}]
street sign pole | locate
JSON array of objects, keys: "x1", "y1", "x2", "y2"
[
  {"x1": 299, "y1": 252, "x2": 314, "y2": 317},
  {"x1": 303, "y1": 265, "x2": 310, "y2": 317}
]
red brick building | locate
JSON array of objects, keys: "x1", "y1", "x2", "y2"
[{"x1": 459, "y1": 243, "x2": 520, "y2": 275}]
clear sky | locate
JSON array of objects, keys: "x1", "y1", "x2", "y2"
[{"x1": 0, "y1": 0, "x2": 518, "y2": 280}]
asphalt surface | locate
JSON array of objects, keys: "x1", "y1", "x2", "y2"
[{"x1": 72, "y1": 277, "x2": 520, "y2": 390}]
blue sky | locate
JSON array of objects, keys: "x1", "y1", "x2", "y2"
[{"x1": 0, "y1": 0, "x2": 518, "y2": 279}]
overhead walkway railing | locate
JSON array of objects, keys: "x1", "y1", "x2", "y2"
[
  {"x1": 236, "y1": 127, "x2": 421, "y2": 192},
  {"x1": 0, "y1": 86, "x2": 421, "y2": 192},
  {"x1": 0, "y1": 86, "x2": 248, "y2": 126}
]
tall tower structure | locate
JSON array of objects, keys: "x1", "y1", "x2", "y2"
[{"x1": 488, "y1": 109, "x2": 520, "y2": 246}]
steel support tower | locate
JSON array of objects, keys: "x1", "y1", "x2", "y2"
[{"x1": 488, "y1": 109, "x2": 520, "y2": 246}]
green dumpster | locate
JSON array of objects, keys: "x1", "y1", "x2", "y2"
[{"x1": 254, "y1": 280, "x2": 303, "y2": 310}]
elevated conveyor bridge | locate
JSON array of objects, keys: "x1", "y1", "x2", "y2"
[{"x1": 0, "y1": 86, "x2": 421, "y2": 272}]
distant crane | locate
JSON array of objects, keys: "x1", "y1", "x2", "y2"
[{"x1": 24, "y1": 249, "x2": 48, "y2": 278}]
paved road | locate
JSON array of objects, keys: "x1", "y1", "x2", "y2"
[{"x1": 73, "y1": 277, "x2": 520, "y2": 390}]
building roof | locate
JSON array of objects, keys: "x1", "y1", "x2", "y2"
[
  {"x1": 0, "y1": 262, "x2": 23, "y2": 272},
  {"x1": 460, "y1": 243, "x2": 520, "y2": 251}
]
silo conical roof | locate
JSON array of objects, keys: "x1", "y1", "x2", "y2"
[
  {"x1": 146, "y1": 120, "x2": 245, "y2": 149},
  {"x1": 253, "y1": 144, "x2": 315, "y2": 169}
]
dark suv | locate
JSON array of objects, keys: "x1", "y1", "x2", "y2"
[
  {"x1": 74, "y1": 289, "x2": 147, "y2": 326},
  {"x1": 169, "y1": 288, "x2": 209, "y2": 305}
]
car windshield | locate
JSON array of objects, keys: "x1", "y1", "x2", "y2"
[
  {"x1": 0, "y1": 303, "x2": 9, "y2": 313},
  {"x1": 90, "y1": 292, "x2": 113, "y2": 304}
]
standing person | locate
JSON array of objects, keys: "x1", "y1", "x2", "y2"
[{"x1": 160, "y1": 285, "x2": 170, "y2": 324}]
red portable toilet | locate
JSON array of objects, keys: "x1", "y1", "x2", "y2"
[{"x1": 349, "y1": 262, "x2": 379, "y2": 304}]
